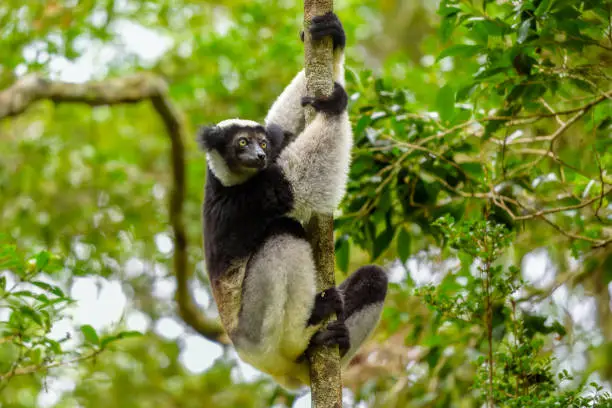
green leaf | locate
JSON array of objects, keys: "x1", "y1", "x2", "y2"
[
  {"x1": 335, "y1": 235, "x2": 350, "y2": 273},
  {"x1": 474, "y1": 65, "x2": 509, "y2": 80},
  {"x1": 80, "y1": 325, "x2": 100, "y2": 345},
  {"x1": 534, "y1": 0, "x2": 551, "y2": 16},
  {"x1": 467, "y1": 18, "x2": 509, "y2": 44},
  {"x1": 438, "y1": 5, "x2": 461, "y2": 17},
  {"x1": 437, "y1": 44, "x2": 483, "y2": 61},
  {"x1": 354, "y1": 115, "x2": 371, "y2": 136},
  {"x1": 397, "y1": 227, "x2": 412, "y2": 263},
  {"x1": 30, "y1": 347, "x2": 43, "y2": 364},
  {"x1": 550, "y1": 321, "x2": 567, "y2": 337},
  {"x1": 31, "y1": 281, "x2": 65, "y2": 298},
  {"x1": 100, "y1": 331, "x2": 142, "y2": 348},
  {"x1": 116, "y1": 330, "x2": 142, "y2": 339},
  {"x1": 13, "y1": 290, "x2": 37, "y2": 299},
  {"x1": 480, "y1": 19, "x2": 508, "y2": 36},
  {"x1": 100, "y1": 335, "x2": 119, "y2": 349},
  {"x1": 456, "y1": 83, "x2": 479, "y2": 101},
  {"x1": 35, "y1": 251, "x2": 50, "y2": 271},
  {"x1": 45, "y1": 339, "x2": 62, "y2": 354},
  {"x1": 30, "y1": 280, "x2": 52, "y2": 291},
  {"x1": 507, "y1": 84, "x2": 527, "y2": 103},
  {"x1": 436, "y1": 85, "x2": 455, "y2": 123},
  {"x1": 19, "y1": 306, "x2": 43, "y2": 325},
  {"x1": 373, "y1": 226, "x2": 395, "y2": 260},
  {"x1": 439, "y1": 14, "x2": 457, "y2": 43},
  {"x1": 459, "y1": 162, "x2": 484, "y2": 179},
  {"x1": 552, "y1": 6, "x2": 580, "y2": 20},
  {"x1": 458, "y1": 251, "x2": 474, "y2": 273}
]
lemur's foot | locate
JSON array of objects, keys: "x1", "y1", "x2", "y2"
[
  {"x1": 300, "y1": 12, "x2": 345, "y2": 50},
  {"x1": 309, "y1": 320, "x2": 351, "y2": 356},
  {"x1": 301, "y1": 82, "x2": 348, "y2": 115},
  {"x1": 307, "y1": 287, "x2": 345, "y2": 326},
  {"x1": 297, "y1": 320, "x2": 351, "y2": 363}
]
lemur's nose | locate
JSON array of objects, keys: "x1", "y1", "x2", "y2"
[{"x1": 257, "y1": 152, "x2": 266, "y2": 162}]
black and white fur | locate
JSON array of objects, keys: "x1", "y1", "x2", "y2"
[{"x1": 197, "y1": 13, "x2": 388, "y2": 389}]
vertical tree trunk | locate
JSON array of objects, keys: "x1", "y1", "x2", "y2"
[{"x1": 303, "y1": 1, "x2": 343, "y2": 407}]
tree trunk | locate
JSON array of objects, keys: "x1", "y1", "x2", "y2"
[{"x1": 303, "y1": 1, "x2": 343, "y2": 407}]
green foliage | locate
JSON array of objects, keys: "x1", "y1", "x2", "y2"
[
  {"x1": 415, "y1": 217, "x2": 611, "y2": 407},
  {"x1": 0, "y1": 0, "x2": 611, "y2": 407},
  {"x1": 338, "y1": 0, "x2": 612, "y2": 266},
  {"x1": 0, "y1": 238, "x2": 141, "y2": 397}
]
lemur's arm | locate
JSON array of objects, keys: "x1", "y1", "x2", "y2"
[
  {"x1": 277, "y1": 82, "x2": 351, "y2": 221},
  {"x1": 264, "y1": 13, "x2": 346, "y2": 137},
  {"x1": 264, "y1": 70, "x2": 307, "y2": 137}
]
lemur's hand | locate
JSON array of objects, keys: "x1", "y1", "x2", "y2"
[
  {"x1": 300, "y1": 82, "x2": 348, "y2": 115},
  {"x1": 300, "y1": 12, "x2": 346, "y2": 50}
]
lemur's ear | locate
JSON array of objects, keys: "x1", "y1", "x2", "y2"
[
  {"x1": 266, "y1": 123, "x2": 294, "y2": 158},
  {"x1": 196, "y1": 125, "x2": 224, "y2": 151},
  {"x1": 265, "y1": 123, "x2": 284, "y2": 147}
]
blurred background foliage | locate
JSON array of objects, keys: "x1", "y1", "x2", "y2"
[{"x1": 1, "y1": 0, "x2": 612, "y2": 407}]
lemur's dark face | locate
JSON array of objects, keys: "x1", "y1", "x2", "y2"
[
  {"x1": 197, "y1": 122, "x2": 289, "y2": 177},
  {"x1": 230, "y1": 130, "x2": 269, "y2": 170}
]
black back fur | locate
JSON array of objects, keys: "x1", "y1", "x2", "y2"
[{"x1": 203, "y1": 164, "x2": 305, "y2": 280}]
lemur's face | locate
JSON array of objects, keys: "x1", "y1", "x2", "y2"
[
  {"x1": 230, "y1": 130, "x2": 269, "y2": 171},
  {"x1": 197, "y1": 120, "x2": 288, "y2": 185}
]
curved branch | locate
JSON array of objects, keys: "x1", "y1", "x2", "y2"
[
  {"x1": 0, "y1": 74, "x2": 164, "y2": 119},
  {"x1": 0, "y1": 73, "x2": 228, "y2": 345}
]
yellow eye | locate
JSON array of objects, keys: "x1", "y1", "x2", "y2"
[
  {"x1": 260, "y1": 141, "x2": 267, "y2": 149},
  {"x1": 238, "y1": 138, "x2": 247, "y2": 147}
]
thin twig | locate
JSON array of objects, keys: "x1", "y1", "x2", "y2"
[
  {"x1": 539, "y1": 97, "x2": 566, "y2": 126},
  {"x1": 0, "y1": 350, "x2": 102, "y2": 382},
  {"x1": 511, "y1": 148, "x2": 611, "y2": 184},
  {"x1": 511, "y1": 187, "x2": 612, "y2": 221},
  {"x1": 593, "y1": 151, "x2": 606, "y2": 221}
]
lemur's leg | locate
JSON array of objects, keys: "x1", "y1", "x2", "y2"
[
  {"x1": 300, "y1": 265, "x2": 387, "y2": 361},
  {"x1": 264, "y1": 12, "x2": 346, "y2": 136},
  {"x1": 307, "y1": 319, "x2": 351, "y2": 356},
  {"x1": 234, "y1": 233, "x2": 320, "y2": 363},
  {"x1": 338, "y1": 265, "x2": 388, "y2": 364}
]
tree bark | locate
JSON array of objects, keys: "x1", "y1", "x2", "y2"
[{"x1": 303, "y1": 1, "x2": 343, "y2": 407}]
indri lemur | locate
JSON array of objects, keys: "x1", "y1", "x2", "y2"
[{"x1": 197, "y1": 13, "x2": 388, "y2": 389}]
